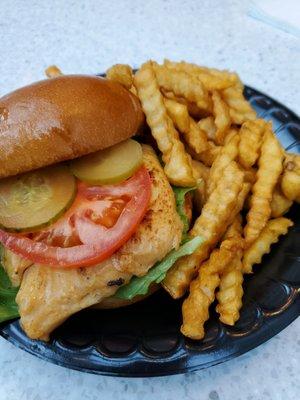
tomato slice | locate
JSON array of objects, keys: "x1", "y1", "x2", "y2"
[{"x1": 0, "y1": 167, "x2": 151, "y2": 267}]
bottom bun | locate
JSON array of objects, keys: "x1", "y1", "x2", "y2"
[{"x1": 93, "y1": 284, "x2": 159, "y2": 309}]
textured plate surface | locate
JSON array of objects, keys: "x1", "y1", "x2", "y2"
[{"x1": 0, "y1": 86, "x2": 299, "y2": 377}]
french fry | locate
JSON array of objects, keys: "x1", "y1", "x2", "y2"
[
  {"x1": 162, "y1": 90, "x2": 204, "y2": 118},
  {"x1": 198, "y1": 116, "x2": 217, "y2": 141},
  {"x1": 134, "y1": 63, "x2": 195, "y2": 186},
  {"x1": 45, "y1": 65, "x2": 63, "y2": 78},
  {"x1": 281, "y1": 153, "x2": 300, "y2": 202},
  {"x1": 207, "y1": 132, "x2": 240, "y2": 197},
  {"x1": 181, "y1": 245, "x2": 234, "y2": 339},
  {"x1": 164, "y1": 98, "x2": 208, "y2": 154},
  {"x1": 134, "y1": 64, "x2": 172, "y2": 155},
  {"x1": 244, "y1": 168, "x2": 257, "y2": 184},
  {"x1": 216, "y1": 258, "x2": 243, "y2": 326},
  {"x1": 164, "y1": 98, "x2": 190, "y2": 133},
  {"x1": 169, "y1": 93, "x2": 222, "y2": 165},
  {"x1": 225, "y1": 127, "x2": 239, "y2": 144},
  {"x1": 217, "y1": 216, "x2": 244, "y2": 326},
  {"x1": 153, "y1": 63, "x2": 211, "y2": 113},
  {"x1": 211, "y1": 90, "x2": 231, "y2": 145},
  {"x1": 181, "y1": 260, "x2": 219, "y2": 339},
  {"x1": 162, "y1": 162, "x2": 244, "y2": 298},
  {"x1": 244, "y1": 129, "x2": 284, "y2": 245},
  {"x1": 230, "y1": 182, "x2": 251, "y2": 220},
  {"x1": 271, "y1": 186, "x2": 293, "y2": 217},
  {"x1": 222, "y1": 85, "x2": 256, "y2": 125},
  {"x1": 186, "y1": 119, "x2": 208, "y2": 154},
  {"x1": 181, "y1": 236, "x2": 242, "y2": 339},
  {"x1": 164, "y1": 140, "x2": 196, "y2": 186},
  {"x1": 223, "y1": 214, "x2": 243, "y2": 239},
  {"x1": 238, "y1": 119, "x2": 267, "y2": 169},
  {"x1": 106, "y1": 64, "x2": 134, "y2": 89},
  {"x1": 243, "y1": 218, "x2": 293, "y2": 274},
  {"x1": 192, "y1": 141, "x2": 221, "y2": 167},
  {"x1": 163, "y1": 59, "x2": 238, "y2": 90},
  {"x1": 191, "y1": 159, "x2": 210, "y2": 182},
  {"x1": 191, "y1": 160, "x2": 210, "y2": 212}
]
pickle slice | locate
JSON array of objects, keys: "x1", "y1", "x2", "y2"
[
  {"x1": 70, "y1": 139, "x2": 143, "y2": 185},
  {"x1": 0, "y1": 165, "x2": 76, "y2": 232}
]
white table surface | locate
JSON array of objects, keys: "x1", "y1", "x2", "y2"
[{"x1": 0, "y1": 1, "x2": 299, "y2": 399}]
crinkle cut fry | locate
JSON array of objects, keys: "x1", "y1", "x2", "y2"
[
  {"x1": 216, "y1": 257, "x2": 243, "y2": 326},
  {"x1": 243, "y1": 218, "x2": 293, "y2": 274},
  {"x1": 191, "y1": 160, "x2": 210, "y2": 183},
  {"x1": 187, "y1": 119, "x2": 208, "y2": 154},
  {"x1": 238, "y1": 119, "x2": 267, "y2": 169},
  {"x1": 164, "y1": 98, "x2": 190, "y2": 133},
  {"x1": 281, "y1": 153, "x2": 300, "y2": 202},
  {"x1": 244, "y1": 167, "x2": 257, "y2": 185},
  {"x1": 222, "y1": 85, "x2": 256, "y2": 125},
  {"x1": 162, "y1": 161, "x2": 244, "y2": 299},
  {"x1": 106, "y1": 64, "x2": 134, "y2": 89},
  {"x1": 195, "y1": 161, "x2": 250, "y2": 228},
  {"x1": 227, "y1": 182, "x2": 251, "y2": 227},
  {"x1": 217, "y1": 216, "x2": 244, "y2": 326},
  {"x1": 271, "y1": 186, "x2": 292, "y2": 217},
  {"x1": 211, "y1": 90, "x2": 231, "y2": 145},
  {"x1": 133, "y1": 63, "x2": 195, "y2": 186},
  {"x1": 192, "y1": 141, "x2": 221, "y2": 167},
  {"x1": 164, "y1": 98, "x2": 208, "y2": 154},
  {"x1": 207, "y1": 131, "x2": 239, "y2": 197},
  {"x1": 181, "y1": 259, "x2": 220, "y2": 340},
  {"x1": 162, "y1": 89, "x2": 204, "y2": 119},
  {"x1": 153, "y1": 63, "x2": 211, "y2": 113},
  {"x1": 197, "y1": 116, "x2": 217, "y2": 141},
  {"x1": 191, "y1": 160, "x2": 210, "y2": 211},
  {"x1": 181, "y1": 241, "x2": 236, "y2": 339},
  {"x1": 244, "y1": 128, "x2": 284, "y2": 245},
  {"x1": 224, "y1": 214, "x2": 243, "y2": 239},
  {"x1": 163, "y1": 59, "x2": 239, "y2": 90},
  {"x1": 163, "y1": 140, "x2": 196, "y2": 186}
]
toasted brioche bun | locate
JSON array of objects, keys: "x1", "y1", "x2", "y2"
[{"x1": 0, "y1": 75, "x2": 144, "y2": 178}]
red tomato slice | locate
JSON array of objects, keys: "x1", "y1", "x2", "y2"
[{"x1": 0, "y1": 167, "x2": 151, "y2": 267}]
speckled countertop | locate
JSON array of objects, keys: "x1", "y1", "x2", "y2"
[{"x1": 0, "y1": 1, "x2": 299, "y2": 399}]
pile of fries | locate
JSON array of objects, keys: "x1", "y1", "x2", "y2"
[{"x1": 101, "y1": 61, "x2": 298, "y2": 339}]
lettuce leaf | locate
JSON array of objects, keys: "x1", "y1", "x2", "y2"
[
  {"x1": 0, "y1": 259, "x2": 19, "y2": 323},
  {"x1": 115, "y1": 236, "x2": 203, "y2": 300},
  {"x1": 172, "y1": 186, "x2": 196, "y2": 241}
]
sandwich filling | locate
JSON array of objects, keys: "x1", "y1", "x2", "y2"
[{"x1": 0, "y1": 145, "x2": 192, "y2": 340}]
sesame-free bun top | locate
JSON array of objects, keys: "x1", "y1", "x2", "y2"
[{"x1": 0, "y1": 75, "x2": 144, "y2": 178}]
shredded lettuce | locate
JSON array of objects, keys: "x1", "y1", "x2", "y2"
[
  {"x1": 0, "y1": 261, "x2": 19, "y2": 323},
  {"x1": 115, "y1": 236, "x2": 203, "y2": 300},
  {"x1": 172, "y1": 186, "x2": 196, "y2": 241}
]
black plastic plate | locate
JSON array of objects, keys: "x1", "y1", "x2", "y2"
[{"x1": 0, "y1": 86, "x2": 299, "y2": 377}]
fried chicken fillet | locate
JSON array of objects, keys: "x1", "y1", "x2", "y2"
[{"x1": 15, "y1": 145, "x2": 183, "y2": 340}]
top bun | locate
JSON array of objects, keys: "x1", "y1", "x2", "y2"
[{"x1": 0, "y1": 75, "x2": 144, "y2": 178}]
